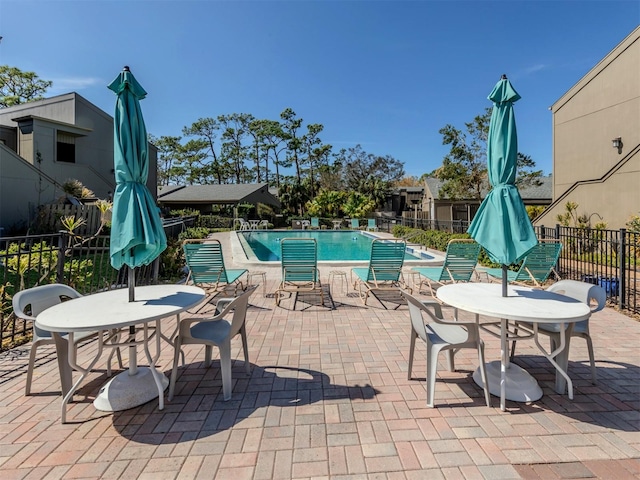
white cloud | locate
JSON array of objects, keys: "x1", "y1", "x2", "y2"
[
  {"x1": 48, "y1": 76, "x2": 103, "y2": 93},
  {"x1": 510, "y1": 64, "x2": 549, "y2": 81},
  {"x1": 524, "y1": 64, "x2": 548, "y2": 75}
]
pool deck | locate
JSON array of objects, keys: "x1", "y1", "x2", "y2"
[{"x1": 0, "y1": 231, "x2": 638, "y2": 479}]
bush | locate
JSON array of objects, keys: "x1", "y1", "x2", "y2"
[
  {"x1": 196, "y1": 215, "x2": 233, "y2": 230},
  {"x1": 391, "y1": 226, "x2": 503, "y2": 267},
  {"x1": 392, "y1": 226, "x2": 470, "y2": 251}
]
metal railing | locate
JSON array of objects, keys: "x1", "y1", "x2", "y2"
[
  {"x1": 383, "y1": 219, "x2": 638, "y2": 315},
  {"x1": 536, "y1": 225, "x2": 638, "y2": 314},
  {"x1": 0, "y1": 231, "x2": 160, "y2": 350},
  {"x1": 0, "y1": 216, "x2": 193, "y2": 350},
  {"x1": 375, "y1": 216, "x2": 471, "y2": 234}
]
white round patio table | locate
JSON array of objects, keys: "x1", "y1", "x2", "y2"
[
  {"x1": 436, "y1": 283, "x2": 590, "y2": 411},
  {"x1": 36, "y1": 284, "x2": 205, "y2": 423}
]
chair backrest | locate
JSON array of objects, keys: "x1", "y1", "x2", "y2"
[
  {"x1": 403, "y1": 292, "x2": 443, "y2": 342},
  {"x1": 12, "y1": 283, "x2": 82, "y2": 338},
  {"x1": 350, "y1": 218, "x2": 360, "y2": 229},
  {"x1": 183, "y1": 239, "x2": 230, "y2": 285},
  {"x1": 311, "y1": 218, "x2": 319, "y2": 228},
  {"x1": 215, "y1": 286, "x2": 257, "y2": 338},
  {"x1": 367, "y1": 219, "x2": 376, "y2": 229},
  {"x1": 365, "y1": 239, "x2": 406, "y2": 282},
  {"x1": 546, "y1": 280, "x2": 606, "y2": 313},
  {"x1": 516, "y1": 241, "x2": 562, "y2": 283},
  {"x1": 402, "y1": 292, "x2": 477, "y2": 344},
  {"x1": 280, "y1": 238, "x2": 318, "y2": 282},
  {"x1": 441, "y1": 239, "x2": 481, "y2": 282}
]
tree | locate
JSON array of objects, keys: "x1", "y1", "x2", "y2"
[
  {"x1": 434, "y1": 108, "x2": 542, "y2": 200},
  {"x1": 280, "y1": 108, "x2": 304, "y2": 184},
  {"x1": 339, "y1": 145, "x2": 404, "y2": 192},
  {"x1": 306, "y1": 190, "x2": 347, "y2": 218},
  {"x1": 395, "y1": 176, "x2": 422, "y2": 187},
  {"x1": 342, "y1": 192, "x2": 376, "y2": 219},
  {"x1": 301, "y1": 123, "x2": 326, "y2": 197},
  {"x1": 150, "y1": 134, "x2": 182, "y2": 185},
  {"x1": 0, "y1": 66, "x2": 52, "y2": 107},
  {"x1": 219, "y1": 113, "x2": 254, "y2": 183},
  {"x1": 182, "y1": 117, "x2": 228, "y2": 184},
  {"x1": 359, "y1": 177, "x2": 391, "y2": 209},
  {"x1": 248, "y1": 119, "x2": 266, "y2": 183},
  {"x1": 258, "y1": 119, "x2": 289, "y2": 189},
  {"x1": 316, "y1": 159, "x2": 345, "y2": 192}
]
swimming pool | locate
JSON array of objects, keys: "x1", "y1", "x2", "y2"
[{"x1": 238, "y1": 230, "x2": 434, "y2": 262}]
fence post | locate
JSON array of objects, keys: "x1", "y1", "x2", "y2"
[
  {"x1": 554, "y1": 224, "x2": 560, "y2": 240},
  {"x1": 539, "y1": 225, "x2": 545, "y2": 240},
  {"x1": 619, "y1": 228, "x2": 626, "y2": 310},
  {"x1": 56, "y1": 231, "x2": 67, "y2": 284}
]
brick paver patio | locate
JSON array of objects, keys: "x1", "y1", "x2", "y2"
[{"x1": 1, "y1": 232, "x2": 638, "y2": 479}]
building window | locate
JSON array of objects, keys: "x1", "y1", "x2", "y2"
[{"x1": 57, "y1": 132, "x2": 75, "y2": 163}]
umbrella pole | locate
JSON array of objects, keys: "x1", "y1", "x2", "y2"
[
  {"x1": 128, "y1": 266, "x2": 135, "y2": 302},
  {"x1": 502, "y1": 264, "x2": 508, "y2": 297},
  {"x1": 128, "y1": 266, "x2": 137, "y2": 375}
]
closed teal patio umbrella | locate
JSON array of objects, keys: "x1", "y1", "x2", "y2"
[
  {"x1": 100, "y1": 67, "x2": 168, "y2": 411},
  {"x1": 108, "y1": 66, "x2": 167, "y2": 302},
  {"x1": 467, "y1": 75, "x2": 537, "y2": 296}
]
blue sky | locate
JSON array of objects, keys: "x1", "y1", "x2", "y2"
[{"x1": 1, "y1": 1, "x2": 638, "y2": 178}]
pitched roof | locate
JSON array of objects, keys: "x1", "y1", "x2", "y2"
[
  {"x1": 157, "y1": 183, "x2": 280, "y2": 207},
  {"x1": 424, "y1": 176, "x2": 552, "y2": 201}
]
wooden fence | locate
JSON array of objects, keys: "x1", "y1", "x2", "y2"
[{"x1": 37, "y1": 204, "x2": 109, "y2": 236}]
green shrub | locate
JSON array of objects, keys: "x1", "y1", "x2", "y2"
[
  {"x1": 178, "y1": 227, "x2": 210, "y2": 242},
  {"x1": 390, "y1": 226, "x2": 504, "y2": 266},
  {"x1": 196, "y1": 215, "x2": 233, "y2": 229},
  {"x1": 392, "y1": 226, "x2": 469, "y2": 251}
]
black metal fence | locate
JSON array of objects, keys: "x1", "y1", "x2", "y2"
[
  {"x1": 377, "y1": 217, "x2": 638, "y2": 315},
  {"x1": 2, "y1": 216, "x2": 637, "y2": 350},
  {"x1": 378, "y1": 216, "x2": 470, "y2": 234},
  {"x1": 0, "y1": 217, "x2": 196, "y2": 350},
  {"x1": 536, "y1": 225, "x2": 638, "y2": 315}
]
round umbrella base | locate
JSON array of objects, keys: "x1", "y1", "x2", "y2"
[
  {"x1": 94, "y1": 367, "x2": 168, "y2": 412},
  {"x1": 473, "y1": 361, "x2": 543, "y2": 402}
]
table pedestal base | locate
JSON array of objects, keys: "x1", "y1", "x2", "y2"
[
  {"x1": 94, "y1": 367, "x2": 168, "y2": 412},
  {"x1": 473, "y1": 361, "x2": 542, "y2": 402}
]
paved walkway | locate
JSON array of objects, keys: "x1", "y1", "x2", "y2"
[{"x1": 1, "y1": 232, "x2": 639, "y2": 479}]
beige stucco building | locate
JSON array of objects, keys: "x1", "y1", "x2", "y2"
[
  {"x1": 534, "y1": 26, "x2": 640, "y2": 230},
  {"x1": 0, "y1": 93, "x2": 157, "y2": 233}
]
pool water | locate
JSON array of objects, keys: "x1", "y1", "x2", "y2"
[{"x1": 239, "y1": 230, "x2": 425, "y2": 262}]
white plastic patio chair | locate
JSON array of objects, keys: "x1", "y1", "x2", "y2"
[
  {"x1": 403, "y1": 292, "x2": 491, "y2": 408},
  {"x1": 510, "y1": 279, "x2": 606, "y2": 384},
  {"x1": 168, "y1": 286, "x2": 257, "y2": 402},
  {"x1": 12, "y1": 283, "x2": 122, "y2": 396}
]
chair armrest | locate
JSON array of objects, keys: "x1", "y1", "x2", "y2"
[
  {"x1": 421, "y1": 301, "x2": 478, "y2": 327},
  {"x1": 15, "y1": 312, "x2": 37, "y2": 322},
  {"x1": 419, "y1": 300, "x2": 443, "y2": 318},
  {"x1": 214, "y1": 298, "x2": 234, "y2": 315}
]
